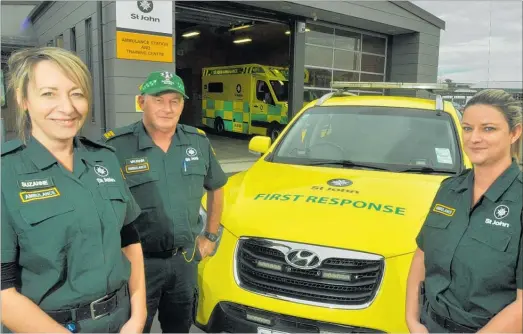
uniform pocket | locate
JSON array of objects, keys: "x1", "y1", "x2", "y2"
[
  {"x1": 125, "y1": 170, "x2": 160, "y2": 187},
  {"x1": 425, "y1": 217, "x2": 452, "y2": 229},
  {"x1": 125, "y1": 170, "x2": 160, "y2": 209},
  {"x1": 99, "y1": 185, "x2": 128, "y2": 228},
  {"x1": 18, "y1": 204, "x2": 76, "y2": 268},
  {"x1": 20, "y1": 204, "x2": 75, "y2": 227},
  {"x1": 183, "y1": 163, "x2": 207, "y2": 198},
  {"x1": 468, "y1": 227, "x2": 511, "y2": 252}
]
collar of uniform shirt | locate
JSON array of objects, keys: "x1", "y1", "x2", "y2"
[
  {"x1": 136, "y1": 122, "x2": 190, "y2": 150},
  {"x1": 73, "y1": 136, "x2": 101, "y2": 166},
  {"x1": 23, "y1": 136, "x2": 59, "y2": 170},
  {"x1": 483, "y1": 159, "x2": 522, "y2": 202},
  {"x1": 451, "y1": 159, "x2": 521, "y2": 202}
]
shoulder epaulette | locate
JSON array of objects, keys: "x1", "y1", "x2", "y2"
[
  {"x1": 102, "y1": 123, "x2": 136, "y2": 142},
  {"x1": 1, "y1": 139, "x2": 24, "y2": 156},
  {"x1": 458, "y1": 168, "x2": 471, "y2": 177},
  {"x1": 79, "y1": 136, "x2": 116, "y2": 152},
  {"x1": 440, "y1": 168, "x2": 470, "y2": 188},
  {"x1": 180, "y1": 124, "x2": 207, "y2": 137}
]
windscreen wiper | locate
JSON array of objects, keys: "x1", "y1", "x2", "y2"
[
  {"x1": 306, "y1": 160, "x2": 391, "y2": 171},
  {"x1": 400, "y1": 166, "x2": 456, "y2": 174}
]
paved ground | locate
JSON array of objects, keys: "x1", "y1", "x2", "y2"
[
  {"x1": 205, "y1": 131, "x2": 259, "y2": 174},
  {"x1": 150, "y1": 315, "x2": 204, "y2": 333}
]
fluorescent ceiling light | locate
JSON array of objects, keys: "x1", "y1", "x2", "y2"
[
  {"x1": 233, "y1": 38, "x2": 252, "y2": 44},
  {"x1": 182, "y1": 31, "x2": 200, "y2": 38},
  {"x1": 229, "y1": 23, "x2": 252, "y2": 31}
]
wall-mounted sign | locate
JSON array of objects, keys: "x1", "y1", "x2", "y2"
[
  {"x1": 116, "y1": 1, "x2": 173, "y2": 63},
  {"x1": 116, "y1": 30, "x2": 172, "y2": 62}
]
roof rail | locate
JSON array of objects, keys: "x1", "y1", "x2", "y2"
[
  {"x1": 314, "y1": 81, "x2": 449, "y2": 114},
  {"x1": 331, "y1": 81, "x2": 449, "y2": 91},
  {"x1": 315, "y1": 91, "x2": 357, "y2": 106}
]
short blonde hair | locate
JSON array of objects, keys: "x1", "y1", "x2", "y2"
[
  {"x1": 465, "y1": 89, "x2": 523, "y2": 163},
  {"x1": 7, "y1": 46, "x2": 92, "y2": 142}
]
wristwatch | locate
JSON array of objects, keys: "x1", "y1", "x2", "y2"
[{"x1": 203, "y1": 231, "x2": 219, "y2": 242}]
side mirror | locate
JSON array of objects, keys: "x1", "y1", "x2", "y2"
[{"x1": 249, "y1": 136, "x2": 272, "y2": 155}]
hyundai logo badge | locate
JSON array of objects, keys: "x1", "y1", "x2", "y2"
[{"x1": 285, "y1": 249, "x2": 321, "y2": 270}]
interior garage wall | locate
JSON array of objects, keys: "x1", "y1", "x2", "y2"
[{"x1": 176, "y1": 27, "x2": 290, "y2": 127}]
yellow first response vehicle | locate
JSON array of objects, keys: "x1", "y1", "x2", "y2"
[
  {"x1": 196, "y1": 82, "x2": 471, "y2": 333},
  {"x1": 201, "y1": 64, "x2": 290, "y2": 141}
]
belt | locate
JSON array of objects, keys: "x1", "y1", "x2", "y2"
[
  {"x1": 428, "y1": 306, "x2": 477, "y2": 333},
  {"x1": 46, "y1": 283, "x2": 128, "y2": 323},
  {"x1": 143, "y1": 247, "x2": 184, "y2": 258}
]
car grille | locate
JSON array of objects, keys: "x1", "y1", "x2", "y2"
[{"x1": 235, "y1": 238, "x2": 384, "y2": 308}]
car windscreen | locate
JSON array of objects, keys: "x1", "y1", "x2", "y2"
[{"x1": 270, "y1": 106, "x2": 462, "y2": 173}]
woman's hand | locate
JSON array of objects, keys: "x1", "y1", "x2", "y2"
[
  {"x1": 119, "y1": 315, "x2": 145, "y2": 334},
  {"x1": 407, "y1": 320, "x2": 429, "y2": 334}
]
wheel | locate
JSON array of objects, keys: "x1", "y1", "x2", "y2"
[
  {"x1": 214, "y1": 118, "x2": 225, "y2": 134},
  {"x1": 268, "y1": 123, "x2": 282, "y2": 142}
]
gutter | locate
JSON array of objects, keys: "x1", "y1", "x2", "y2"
[
  {"x1": 96, "y1": 1, "x2": 107, "y2": 133},
  {"x1": 394, "y1": 1, "x2": 446, "y2": 30},
  {"x1": 28, "y1": 1, "x2": 53, "y2": 22}
]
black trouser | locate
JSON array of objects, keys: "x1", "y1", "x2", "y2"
[
  {"x1": 420, "y1": 299, "x2": 478, "y2": 333},
  {"x1": 2, "y1": 284, "x2": 131, "y2": 333},
  {"x1": 142, "y1": 249, "x2": 200, "y2": 333}
]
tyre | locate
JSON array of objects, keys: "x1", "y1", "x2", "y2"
[
  {"x1": 268, "y1": 123, "x2": 282, "y2": 142},
  {"x1": 214, "y1": 118, "x2": 225, "y2": 134}
]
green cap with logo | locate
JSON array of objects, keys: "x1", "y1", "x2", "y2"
[{"x1": 139, "y1": 71, "x2": 189, "y2": 99}]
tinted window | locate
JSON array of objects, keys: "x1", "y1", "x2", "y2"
[{"x1": 270, "y1": 80, "x2": 288, "y2": 102}]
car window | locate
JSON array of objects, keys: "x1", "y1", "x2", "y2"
[
  {"x1": 270, "y1": 80, "x2": 288, "y2": 102},
  {"x1": 272, "y1": 106, "x2": 462, "y2": 173}
]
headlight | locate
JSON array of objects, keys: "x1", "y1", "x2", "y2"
[{"x1": 199, "y1": 205, "x2": 224, "y2": 257}]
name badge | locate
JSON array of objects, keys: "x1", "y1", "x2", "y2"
[
  {"x1": 19, "y1": 187, "x2": 60, "y2": 203},
  {"x1": 432, "y1": 203, "x2": 456, "y2": 217},
  {"x1": 125, "y1": 157, "x2": 150, "y2": 174},
  {"x1": 18, "y1": 177, "x2": 54, "y2": 190}
]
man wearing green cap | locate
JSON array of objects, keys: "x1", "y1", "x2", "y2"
[{"x1": 101, "y1": 71, "x2": 227, "y2": 333}]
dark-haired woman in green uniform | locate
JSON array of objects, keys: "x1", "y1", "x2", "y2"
[{"x1": 406, "y1": 89, "x2": 522, "y2": 333}]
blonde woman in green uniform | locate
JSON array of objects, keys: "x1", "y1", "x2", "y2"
[
  {"x1": 1, "y1": 47, "x2": 147, "y2": 333},
  {"x1": 406, "y1": 89, "x2": 522, "y2": 333}
]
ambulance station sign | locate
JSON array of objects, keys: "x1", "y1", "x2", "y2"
[{"x1": 116, "y1": 1, "x2": 173, "y2": 62}]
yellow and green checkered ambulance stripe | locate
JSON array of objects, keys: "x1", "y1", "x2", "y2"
[
  {"x1": 203, "y1": 99, "x2": 288, "y2": 133},
  {"x1": 203, "y1": 99, "x2": 250, "y2": 133}
]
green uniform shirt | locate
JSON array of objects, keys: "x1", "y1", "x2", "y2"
[
  {"x1": 102, "y1": 121, "x2": 227, "y2": 253},
  {"x1": 1, "y1": 136, "x2": 141, "y2": 311},
  {"x1": 417, "y1": 160, "x2": 523, "y2": 328}
]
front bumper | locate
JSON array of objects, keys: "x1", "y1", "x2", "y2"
[
  {"x1": 196, "y1": 228, "x2": 413, "y2": 333},
  {"x1": 196, "y1": 302, "x2": 383, "y2": 333}
]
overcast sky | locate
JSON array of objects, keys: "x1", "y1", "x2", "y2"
[{"x1": 413, "y1": 1, "x2": 522, "y2": 86}]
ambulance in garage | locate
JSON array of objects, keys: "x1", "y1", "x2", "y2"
[
  {"x1": 201, "y1": 64, "x2": 290, "y2": 141},
  {"x1": 195, "y1": 82, "x2": 470, "y2": 333}
]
